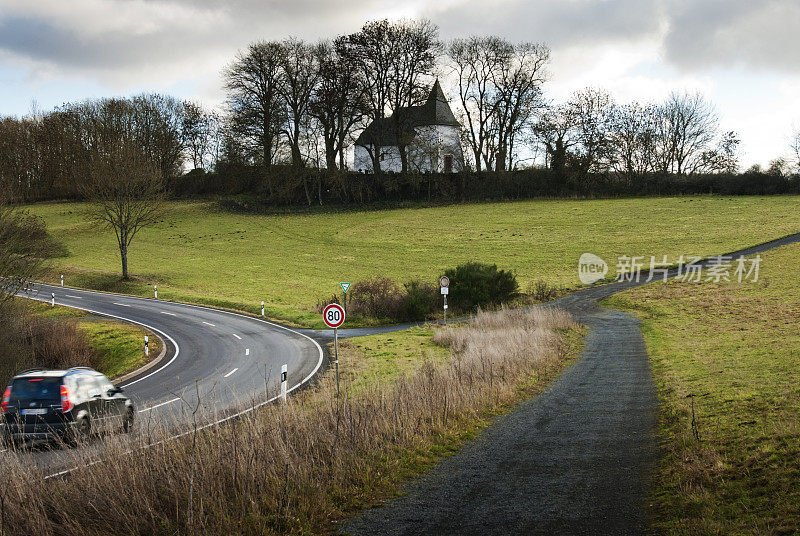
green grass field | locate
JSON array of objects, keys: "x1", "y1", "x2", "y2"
[
  {"x1": 606, "y1": 242, "x2": 800, "y2": 535},
  {"x1": 27, "y1": 302, "x2": 162, "y2": 379},
  {"x1": 25, "y1": 196, "x2": 800, "y2": 327}
]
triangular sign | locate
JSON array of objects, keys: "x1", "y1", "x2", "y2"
[{"x1": 340, "y1": 282, "x2": 351, "y2": 293}]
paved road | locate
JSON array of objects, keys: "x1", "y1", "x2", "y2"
[
  {"x1": 2, "y1": 282, "x2": 324, "y2": 474},
  {"x1": 344, "y1": 232, "x2": 800, "y2": 535}
]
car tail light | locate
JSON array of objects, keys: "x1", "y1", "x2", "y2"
[
  {"x1": 1, "y1": 386, "x2": 10, "y2": 414},
  {"x1": 60, "y1": 385, "x2": 73, "y2": 413}
]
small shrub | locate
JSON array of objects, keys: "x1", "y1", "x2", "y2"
[
  {"x1": 314, "y1": 294, "x2": 340, "y2": 314},
  {"x1": 527, "y1": 280, "x2": 561, "y2": 302},
  {"x1": 403, "y1": 279, "x2": 438, "y2": 321},
  {"x1": 347, "y1": 278, "x2": 405, "y2": 320},
  {"x1": 444, "y1": 262, "x2": 519, "y2": 312}
]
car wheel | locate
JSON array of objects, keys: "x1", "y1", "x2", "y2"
[{"x1": 123, "y1": 409, "x2": 134, "y2": 434}]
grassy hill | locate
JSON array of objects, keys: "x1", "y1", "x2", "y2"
[{"x1": 26, "y1": 196, "x2": 800, "y2": 327}]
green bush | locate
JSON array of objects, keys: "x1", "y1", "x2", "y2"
[
  {"x1": 444, "y1": 262, "x2": 518, "y2": 312},
  {"x1": 403, "y1": 279, "x2": 438, "y2": 321}
]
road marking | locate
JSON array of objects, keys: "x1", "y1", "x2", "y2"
[
  {"x1": 65, "y1": 295, "x2": 82, "y2": 299},
  {"x1": 202, "y1": 321, "x2": 215, "y2": 327},
  {"x1": 245, "y1": 348, "x2": 250, "y2": 356},
  {"x1": 113, "y1": 302, "x2": 131, "y2": 307},
  {"x1": 138, "y1": 397, "x2": 180, "y2": 413},
  {"x1": 223, "y1": 368, "x2": 238, "y2": 378},
  {"x1": 160, "y1": 311, "x2": 176, "y2": 316},
  {"x1": 232, "y1": 333, "x2": 242, "y2": 340}
]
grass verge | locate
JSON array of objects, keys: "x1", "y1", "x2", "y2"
[
  {"x1": 2, "y1": 306, "x2": 581, "y2": 535},
  {"x1": 25, "y1": 196, "x2": 800, "y2": 327},
  {"x1": 605, "y1": 242, "x2": 800, "y2": 535},
  {"x1": 24, "y1": 301, "x2": 162, "y2": 380}
]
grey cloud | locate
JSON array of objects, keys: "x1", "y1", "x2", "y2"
[
  {"x1": 2, "y1": 0, "x2": 799, "y2": 86},
  {"x1": 662, "y1": 0, "x2": 800, "y2": 72},
  {"x1": 428, "y1": 0, "x2": 665, "y2": 48},
  {"x1": 0, "y1": 0, "x2": 377, "y2": 76}
]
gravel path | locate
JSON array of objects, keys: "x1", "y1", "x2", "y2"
[{"x1": 342, "y1": 232, "x2": 800, "y2": 536}]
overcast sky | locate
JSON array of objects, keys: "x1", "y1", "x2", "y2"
[{"x1": 1, "y1": 0, "x2": 799, "y2": 167}]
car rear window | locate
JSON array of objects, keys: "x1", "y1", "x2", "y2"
[{"x1": 10, "y1": 377, "x2": 62, "y2": 401}]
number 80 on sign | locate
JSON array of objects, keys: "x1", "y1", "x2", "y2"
[{"x1": 322, "y1": 303, "x2": 346, "y2": 329}]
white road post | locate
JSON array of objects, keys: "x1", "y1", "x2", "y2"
[
  {"x1": 60, "y1": 274, "x2": 64, "y2": 286},
  {"x1": 51, "y1": 292, "x2": 55, "y2": 307},
  {"x1": 144, "y1": 335, "x2": 149, "y2": 356},
  {"x1": 154, "y1": 285, "x2": 158, "y2": 299},
  {"x1": 280, "y1": 364, "x2": 288, "y2": 402},
  {"x1": 261, "y1": 301, "x2": 265, "y2": 316}
]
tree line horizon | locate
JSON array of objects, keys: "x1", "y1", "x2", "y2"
[{"x1": 1, "y1": 18, "x2": 799, "y2": 205}]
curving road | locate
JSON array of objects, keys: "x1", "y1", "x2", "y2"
[{"x1": 4, "y1": 282, "x2": 325, "y2": 473}]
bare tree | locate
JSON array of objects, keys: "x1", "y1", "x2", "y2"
[
  {"x1": 0, "y1": 198, "x2": 53, "y2": 303},
  {"x1": 491, "y1": 43, "x2": 549, "y2": 171},
  {"x1": 311, "y1": 40, "x2": 366, "y2": 171},
  {"x1": 533, "y1": 103, "x2": 578, "y2": 178},
  {"x1": 791, "y1": 129, "x2": 800, "y2": 173},
  {"x1": 566, "y1": 88, "x2": 615, "y2": 177},
  {"x1": 448, "y1": 36, "x2": 511, "y2": 172},
  {"x1": 279, "y1": 38, "x2": 319, "y2": 168},
  {"x1": 224, "y1": 41, "x2": 286, "y2": 185},
  {"x1": 449, "y1": 37, "x2": 549, "y2": 171},
  {"x1": 83, "y1": 142, "x2": 164, "y2": 280},
  {"x1": 656, "y1": 91, "x2": 719, "y2": 175},
  {"x1": 608, "y1": 102, "x2": 658, "y2": 184},
  {"x1": 181, "y1": 101, "x2": 219, "y2": 171}
]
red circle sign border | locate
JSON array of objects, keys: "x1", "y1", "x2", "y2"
[
  {"x1": 322, "y1": 303, "x2": 346, "y2": 328},
  {"x1": 439, "y1": 276, "x2": 450, "y2": 288}
]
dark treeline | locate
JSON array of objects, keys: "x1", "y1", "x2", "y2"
[
  {"x1": 176, "y1": 167, "x2": 800, "y2": 211},
  {"x1": 1, "y1": 18, "x2": 799, "y2": 205}
]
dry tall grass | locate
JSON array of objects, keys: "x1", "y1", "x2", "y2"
[
  {"x1": 0, "y1": 306, "x2": 576, "y2": 535},
  {"x1": 0, "y1": 301, "x2": 99, "y2": 386}
]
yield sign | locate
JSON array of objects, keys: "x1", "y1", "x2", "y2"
[{"x1": 340, "y1": 282, "x2": 352, "y2": 293}]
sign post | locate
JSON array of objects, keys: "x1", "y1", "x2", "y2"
[
  {"x1": 322, "y1": 303, "x2": 346, "y2": 399},
  {"x1": 439, "y1": 276, "x2": 450, "y2": 325},
  {"x1": 340, "y1": 282, "x2": 351, "y2": 313}
]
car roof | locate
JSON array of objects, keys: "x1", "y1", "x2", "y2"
[{"x1": 14, "y1": 368, "x2": 98, "y2": 380}]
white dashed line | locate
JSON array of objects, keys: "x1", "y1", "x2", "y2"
[
  {"x1": 138, "y1": 397, "x2": 180, "y2": 413},
  {"x1": 232, "y1": 333, "x2": 242, "y2": 340},
  {"x1": 113, "y1": 303, "x2": 131, "y2": 307},
  {"x1": 202, "y1": 321, "x2": 215, "y2": 327},
  {"x1": 245, "y1": 348, "x2": 250, "y2": 356},
  {"x1": 65, "y1": 295, "x2": 82, "y2": 299},
  {"x1": 160, "y1": 311, "x2": 176, "y2": 316},
  {"x1": 223, "y1": 368, "x2": 238, "y2": 378}
]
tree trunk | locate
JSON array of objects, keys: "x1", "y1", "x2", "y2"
[
  {"x1": 325, "y1": 138, "x2": 337, "y2": 171},
  {"x1": 120, "y1": 242, "x2": 129, "y2": 280}
]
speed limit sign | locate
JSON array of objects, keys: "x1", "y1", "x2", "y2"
[
  {"x1": 439, "y1": 276, "x2": 450, "y2": 288},
  {"x1": 322, "y1": 303, "x2": 346, "y2": 329}
]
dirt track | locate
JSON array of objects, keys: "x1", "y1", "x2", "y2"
[{"x1": 343, "y1": 232, "x2": 800, "y2": 535}]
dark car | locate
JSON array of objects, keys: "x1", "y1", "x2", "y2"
[{"x1": 1, "y1": 367, "x2": 134, "y2": 445}]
